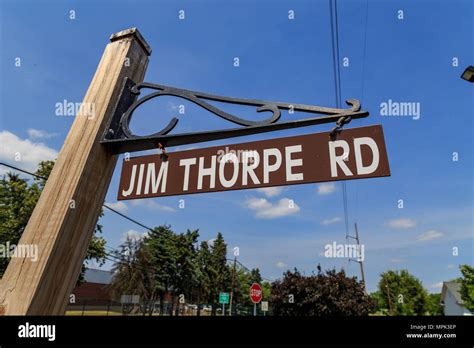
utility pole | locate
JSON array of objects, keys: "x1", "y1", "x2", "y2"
[
  {"x1": 385, "y1": 281, "x2": 393, "y2": 316},
  {"x1": 354, "y1": 223, "x2": 366, "y2": 288},
  {"x1": 229, "y1": 256, "x2": 237, "y2": 316},
  {"x1": 347, "y1": 223, "x2": 366, "y2": 291}
]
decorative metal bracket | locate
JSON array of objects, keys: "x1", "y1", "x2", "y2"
[{"x1": 101, "y1": 77, "x2": 369, "y2": 154}]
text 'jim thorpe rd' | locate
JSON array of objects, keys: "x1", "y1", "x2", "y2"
[{"x1": 117, "y1": 125, "x2": 390, "y2": 200}]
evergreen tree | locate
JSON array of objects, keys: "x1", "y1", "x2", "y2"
[
  {"x1": 172, "y1": 229, "x2": 200, "y2": 315},
  {"x1": 196, "y1": 240, "x2": 212, "y2": 314},
  {"x1": 209, "y1": 232, "x2": 230, "y2": 315},
  {"x1": 145, "y1": 225, "x2": 178, "y2": 315},
  {"x1": 250, "y1": 268, "x2": 262, "y2": 284}
]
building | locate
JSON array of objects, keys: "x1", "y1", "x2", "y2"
[
  {"x1": 66, "y1": 268, "x2": 186, "y2": 315},
  {"x1": 440, "y1": 281, "x2": 472, "y2": 316},
  {"x1": 72, "y1": 268, "x2": 114, "y2": 302},
  {"x1": 66, "y1": 268, "x2": 116, "y2": 314}
]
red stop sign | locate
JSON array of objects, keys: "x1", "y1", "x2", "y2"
[{"x1": 249, "y1": 283, "x2": 263, "y2": 304}]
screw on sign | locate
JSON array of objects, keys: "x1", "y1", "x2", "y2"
[{"x1": 250, "y1": 283, "x2": 263, "y2": 304}]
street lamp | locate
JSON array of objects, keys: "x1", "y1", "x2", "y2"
[{"x1": 460, "y1": 66, "x2": 474, "y2": 82}]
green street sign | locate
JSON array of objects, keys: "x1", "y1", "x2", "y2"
[{"x1": 219, "y1": 292, "x2": 229, "y2": 304}]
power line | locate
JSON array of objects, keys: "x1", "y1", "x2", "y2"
[
  {"x1": 103, "y1": 204, "x2": 154, "y2": 232},
  {"x1": 0, "y1": 162, "x2": 49, "y2": 180},
  {"x1": 352, "y1": 0, "x2": 369, "y2": 229},
  {"x1": 360, "y1": 0, "x2": 370, "y2": 105},
  {"x1": 233, "y1": 259, "x2": 272, "y2": 283},
  {"x1": 329, "y1": 1, "x2": 368, "y2": 289},
  {"x1": 329, "y1": 0, "x2": 350, "y2": 240},
  {"x1": 329, "y1": 0, "x2": 341, "y2": 110},
  {"x1": 334, "y1": 0, "x2": 342, "y2": 108}
]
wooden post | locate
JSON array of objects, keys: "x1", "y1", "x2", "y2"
[{"x1": 0, "y1": 28, "x2": 151, "y2": 315}]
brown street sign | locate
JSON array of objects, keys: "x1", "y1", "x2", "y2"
[{"x1": 117, "y1": 125, "x2": 390, "y2": 200}]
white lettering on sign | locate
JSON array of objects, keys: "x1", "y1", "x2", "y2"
[
  {"x1": 285, "y1": 145, "x2": 303, "y2": 181},
  {"x1": 180, "y1": 158, "x2": 196, "y2": 191},
  {"x1": 136, "y1": 163, "x2": 145, "y2": 195},
  {"x1": 242, "y1": 150, "x2": 260, "y2": 185},
  {"x1": 354, "y1": 137, "x2": 379, "y2": 175},
  {"x1": 329, "y1": 140, "x2": 353, "y2": 177},
  {"x1": 329, "y1": 137, "x2": 380, "y2": 177},
  {"x1": 144, "y1": 161, "x2": 168, "y2": 194},
  {"x1": 187, "y1": 146, "x2": 304, "y2": 189},
  {"x1": 118, "y1": 127, "x2": 390, "y2": 200},
  {"x1": 219, "y1": 153, "x2": 239, "y2": 188},
  {"x1": 263, "y1": 148, "x2": 282, "y2": 183},
  {"x1": 250, "y1": 288, "x2": 262, "y2": 297},
  {"x1": 122, "y1": 164, "x2": 137, "y2": 197},
  {"x1": 122, "y1": 162, "x2": 169, "y2": 197},
  {"x1": 198, "y1": 155, "x2": 217, "y2": 190}
]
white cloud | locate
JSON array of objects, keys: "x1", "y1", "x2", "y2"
[
  {"x1": 317, "y1": 183, "x2": 336, "y2": 195},
  {"x1": 130, "y1": 199, "x2": 176, "y2": 212},
  {"x1": 387, "y1": 218, "x2": 417, "y2": 229},
  {"x1": 430, "y1": 282, "x2": 443, "y2": 289},
  {"x1": 246, "y1": 197, "x2": 271, "y2": 210},
  {"x1": 276, "y1": 261, "x2": 287, "y2": 269},
  {"x1": 447, "y1": 264, "x2": 455, "y2": 269},
  {"x1": 321, "y1": 217, "x2": 341, "y2": 225},
  {"x1": 257, "y1": 187, "x2": 284, "y2": 197},
  {"x1": 245, "y1": 197, "x2": 300, "y2": 219},
  {"x1": 121, "y1": 229, "x2": 146, "y2": 242},
  {"x1": 105, "y1": 201, "x2": 128, "y2": 213},
  {"x1": 418, "y1": 230, "x2": 444, "y2": 241},
  {"x1": 27, "y1": 128, "x2": 57, "y2": 140},
  {"x1": 0, "y1": 131, "x2": 58, "y2": 174}
]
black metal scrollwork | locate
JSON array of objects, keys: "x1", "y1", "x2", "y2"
[{"x1": 101, "y1": 77, "x2": 369, "y2": 154}]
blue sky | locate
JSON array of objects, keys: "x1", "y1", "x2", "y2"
[{"x1": 0, "y1": 0, "x2": 472, "y2": 293}]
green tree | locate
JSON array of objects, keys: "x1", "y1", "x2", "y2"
[
  {"x1": 0, "y1": 161, "x2": 106, "y2": 282},
  {"x1": 369, "y1": 291, "x2": 389, "y2": 315},
  {"x1": 271, "y1": 266, "x2": 373, "y2": 316},
  {"x1": 378, "y1": 269, "x2": 429, "y2": 315},
  {"x1": 112, "y1": 228, "x2": 199, "y2": 316},
  {"x1": 261, "y1": 281, "x2": 271, "y2": 303},
  {"x1": 145, "y1": 225, "x2": 179, "y2": 315},
  {"x1": 232, "y1": 267, "x2": 267, "y2": 310},
  {"x1": 0, "y1": 173, "x2": 40, "y2": 276},
  {"x1": 427, "y1": 293, "x2": 443, "y2": 316},
  {"x1": 209, "y1": 232, "x2": 230, "y2": 315},
  {"x1": 172, "y1": 229, "x2": 200, "y2": 315},
  {"x1": 250, "y1": 268, "x2": 262, "y2": 284},
  {"x1": 459, "y1": 264, "x2": 474, "y2": 312},
  {"x1": 196, "y1": 240, "x2": 212, "y2": 315}
]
